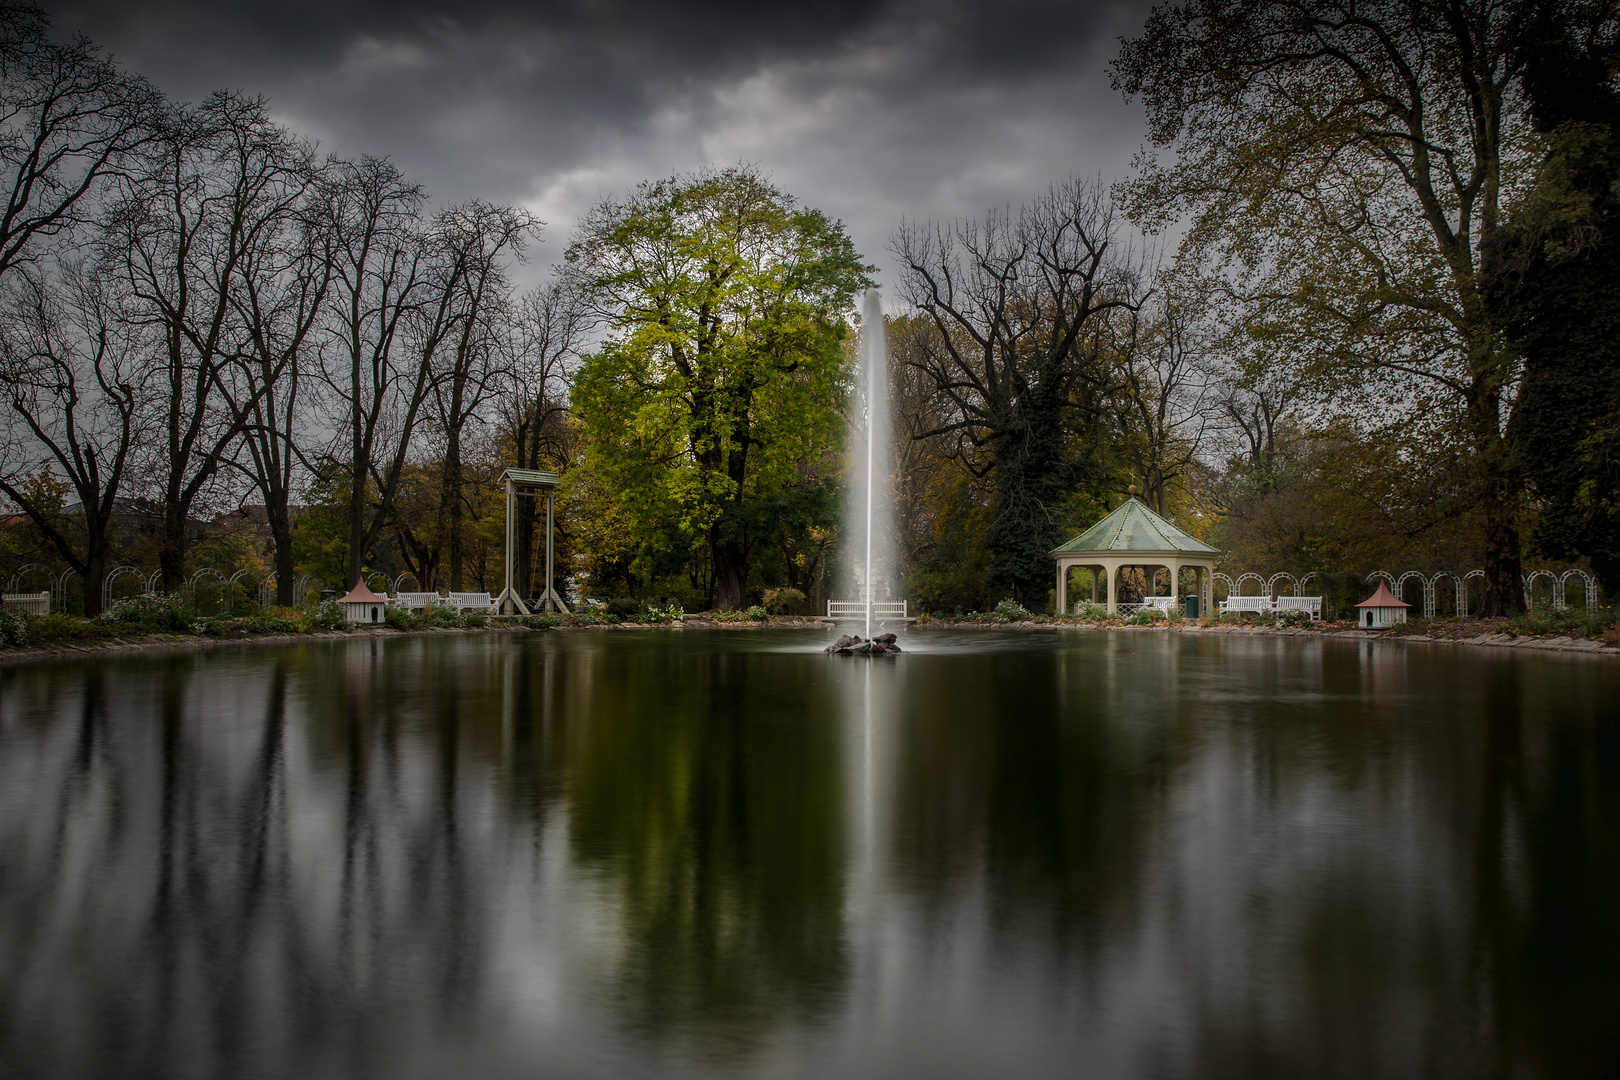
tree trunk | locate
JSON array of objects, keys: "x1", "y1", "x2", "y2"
[
  {"x1": 159, "y1": 506, "x2": 187, "y2": 594},
  {"x1": 272, "y1": 519, "x2": 297, "y2": 607},
  {"x1": 83, "y1": 550, "x2": 106, "y2": 619},
  {"x1": 1468, "y1": 383, "x2": 1525, "y2": 616},
  {"x1": 445, "y1": 429, "x2": 464, "y2": 591},
  {"x1": 345, "y1": 477, "x2": 367, "y2": 593},
  {"x1": 713, "y1": 535, "x2": 748, "y2": 610}
]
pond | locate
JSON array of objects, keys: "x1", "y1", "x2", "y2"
[{"x1": 1, "y1": 630, "x2": 1617, "y2": 1079}]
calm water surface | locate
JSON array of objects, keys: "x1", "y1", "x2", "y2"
[{"x1": 1, "y1": 630, "x2": 1617, "y2": 1079}]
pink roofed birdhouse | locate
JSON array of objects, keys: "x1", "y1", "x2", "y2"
[
  {"x1": 338, "y1": 580, "x2": 387, "y2": 625},
  {"x1": 1354, "y1": 580, "x2": 1410, "y2": 629}
]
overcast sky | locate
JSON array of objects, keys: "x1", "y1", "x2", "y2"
[{"x1": 46, "y1": 0, "x2": 1161, "y2": 291}]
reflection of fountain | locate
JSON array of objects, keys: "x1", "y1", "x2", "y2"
[{"x1": 838, "y1": 287, "x2": 900, "y2": 641}]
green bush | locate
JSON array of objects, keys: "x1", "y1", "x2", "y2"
[
  {"x1": 425, "y1": 605, "x2": 463, "y2": 628},
  {"x1": 0, "y1": 607, "x2": 28, "y2": 646},
  {"x1": 1273, "y1": 608, "x2": 1314, "y2": 628},
  {"x1": 606, "y1": 597, "x2": 643, "y2": 618},
  {"x1": 385, "y1": 605, "x2": 417, "y2": 630},
  {"x1": 461, "y1": 609, "x2": 486, "y2": 628},
  {"x1": 242, "y1": 612, "x2": 300, "y2": 634},
  {"x1": 521, "y1": 613, "x2": 562, "y2": 629},
  {"x1": 99, "y1": 593, "x2": 199, "y2": 633},
  {"x1": 1128, "y1": 606, "x2": 1166, "y2": 625},
  {"x1": 992, "y1": 598, "x2": 1032, "y2": 623},
  {"x1": 745, "y1": 604, "x2": 769, "y2": 622},
  {"x1": 1507, "y1": 600, "x2": 1614, "y2": 638},
  {"x1": 761, "y1": 587, "x2": 806, "y2": 615},
  {"x1": 304, "y1": 600, "x2": 348, "y2": 631}
]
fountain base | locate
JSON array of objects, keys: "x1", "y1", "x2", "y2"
[{"x1": 825, "y1": 633, "x2": 901, "y2": 655}]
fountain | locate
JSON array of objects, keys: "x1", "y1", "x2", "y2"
[{"x1": 827, "y1": 287, "x2": 901, "y2": 655}]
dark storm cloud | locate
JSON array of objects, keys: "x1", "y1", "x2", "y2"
[{"x1": 43, "y1": 0, "x2": 1157, "y2": 285}]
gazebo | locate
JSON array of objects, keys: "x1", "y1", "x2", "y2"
[{"x1": 1051, "y1": 497, "x2": 1220, "y2": 616}]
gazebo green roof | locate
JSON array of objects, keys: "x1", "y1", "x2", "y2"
[
  {"x1": 1050, "y1": 498, "x2": 1219, "y2": 557},
  {"x1": 500, "y1": 468, "x2": 559, "y2": 488}
]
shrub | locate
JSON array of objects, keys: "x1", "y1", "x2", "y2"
[
  {"x1": 1508, "y1": 600, "x2": 1614, "y2": 638},
  {"x1": 521, "y1": 613, "x2": 562, "y2": 629},
  {"x1": 745, "y1": 604, "x2": 769, "y2": 622},
  {"x1": 239, "y1": 611, "x2": 298, "y2": 634},
  {"x1": 29, "y1": 611, "x2": 108, "y2": 641},
  {"x1": 461, "y1": 609, "x2": 486, "y2": 628},
  {"x1": 645, "y1": 601, "x2": 684, "y2": 624},
  {"x1": 606, "y1": 597, "x2": 643, "y2": 618},
  {"x1": 303, "y1": 600, "x2": 348, "y2": 632},
  {"x1": 425, "y1": 605, "x2": 464, "y2": 628},
  {"x1": 1273, "y1": 608, "x2": 1313, "y2": 628},
  {"x1": 761, "y1": 587, "x2": 806, "y2": 615},
  {"x1": 99, "y1": 593, "x2": 198, "y2": 633},
  {"x1": 1072, "y1": 601, "x2": 1111, "y2": 621},
  {"x1": 385, "y1": 605, "x2": 417, "y2": 630},
  {"x1": 0, "y1": 607, "x2": 29, "y2": 646},
  {"x1": 992, "y1": 598, "x2": 1032, "y2": 623},
  {"x1": 1128, "y1": 607, "x2": 1166, "y2": 625}
]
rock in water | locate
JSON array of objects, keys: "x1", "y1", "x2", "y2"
[{"x1": 825, "y1": 633, "x2": 902, "y2": 655}]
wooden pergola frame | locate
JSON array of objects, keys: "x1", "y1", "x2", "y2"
[{"x1": 495, "y1": 468, "x2": 569, "y2": 616}]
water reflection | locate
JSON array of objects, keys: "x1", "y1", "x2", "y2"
[{"x1": 0, "y1": 632, "x2": 1617, "y2": 1078}]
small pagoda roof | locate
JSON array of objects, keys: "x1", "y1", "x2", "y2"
[
  {"x1": 1050, "y1": 498, "x2": 1220, "y2": 557},
  {"x1": 1355, "y1": 581, "x2": 1410, "y2": 608},
  {"x1": 338, "y1": 580, "x2": 385, "y2": 604},
  {"x1": 500, "y1": 468, "x2": 559, "y2": 489}
]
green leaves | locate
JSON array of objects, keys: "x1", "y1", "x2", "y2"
[{"x1": 566, "y1": 166, "x2": 870, "y2": 606}]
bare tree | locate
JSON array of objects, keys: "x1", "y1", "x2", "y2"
[
  {"x1": 0, "y1": 262, "x2": 147, "y2": 613},
  {"x1": 320, "y1": 156, "x2": 466, "y2": 590},
  {"x1": 892, "y1": 177, "x2": 1141, "y2": 604},
  {"x1": 104, "y1": 91, "x2": 315, "y2": 589},
  {"x1": 426, "y1": 201, "x2": 537, "y2": 590},
  {"x1": 500, "y1": 278, "x2": 584, "y2": 598},
  {"x1": 0, "y1": 3, "x2": 161, "y2": 283},
  {"x1": 222, "y1": 150, "x2": 333, "y2": 604},
  {"x1": 1106, "y1": 285, "x2": 1221, "y2": 516}
]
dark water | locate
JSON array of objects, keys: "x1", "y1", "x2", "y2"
[{"x1": 1, "y1": 630, "x2": 1617, "y2": 1079}]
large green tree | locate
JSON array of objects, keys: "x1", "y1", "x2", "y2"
[
  {"x1": 1488, "y1": 0, "x2": 1620, "y2": 594},
  {"x1": 567, "y1": 167, "x2": 868, "y2": 610},
  {"x1": 1114, "y1": 0, "x2": 1535, "y2": 613}
]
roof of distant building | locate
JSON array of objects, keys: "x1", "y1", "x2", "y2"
[{"x1": 1050, "y1": 498, "x2": 1220, "y2": 557}]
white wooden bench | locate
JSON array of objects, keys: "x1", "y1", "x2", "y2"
[
  {"x1": 1272, "y1": 596, "x2": 1322, "y2": 620},
  {"x1": 1140, "y1": 596, "x2": 1180, "y2": 614},
  {"x1": 393, "y1": 592, "x2": 442, "y2": 611},
  {"x1": 1219, "y1": 595, "x2": 1273, "y2": 615},
  {"x1": 446, "y1": 592, "x2": 495, "y2": 613},
  {"x1": 1, "y1": 591, "x2": 49, "y2": 616}
]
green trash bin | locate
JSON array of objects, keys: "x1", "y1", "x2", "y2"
[{"x1": 1183, "y1": 594, "x2": 1200, "y2": 619}]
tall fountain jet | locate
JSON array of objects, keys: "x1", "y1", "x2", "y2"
[{"x1": 826, "y1": 287, "x2": 902, "y2": 654}]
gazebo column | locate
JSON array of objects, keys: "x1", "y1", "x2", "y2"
[
  {"x1": 1105, "y1": 559, "x2": 1119, "y2": 615},
  {"x1": 1056, "y1": 560, "x2": 1067, "y2": 615}
]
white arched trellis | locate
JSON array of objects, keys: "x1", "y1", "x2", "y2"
[
  {"x1": 392, "y1": 571, "x2": 420, "y2": 594},
  {"x1": 143, "y1": 569, "x2": 162, "y2": 595},
  {"x1": 6, "y1": 562, "x2": 53, "y2": 594},
  {"x1": 228, "y1": 568, "x2": 264, "y2": 612},
  {"x1": 1234, "y1": 571, "x2": 1265, "y2": 596},
  {"x1": 1212, "y1": 572, "x2": 1234, "y2": 600},
  {"x1": 294, "y1": 575, "x2": 313, "y2": 604},
  {"x1": 102, "y1": 566, "x2": 146, "y2": 611},
  {"x1": 1365, "y1": 570, "x2": 1398, "y2": 592},
  {"x1": 1523, "y1": 569, "x2": 1558, "y2": 610},
  {"x1": 364, "y1": 571, "x2": 391, "y2": 595},
  {"x1": 1429, "y1": 572, "x2": 1465, "y2": 618},
  {"x1": 1267, "y1": 572, "x2": 1299, "y2": 598},
  {"x1": 1396, "y1": 571, "x2": 1429, "y2": 616},
  {"x1": 187, "y1": 568, "x2": 227, "y2": 613},
  {"x1": 55, "y1": 567, "x2": 78, "y2": 610},
  {"x1": 1559, "y1": 568, "x2": 1600, "y2": 610}
]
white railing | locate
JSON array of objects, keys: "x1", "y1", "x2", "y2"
[
  {"x1": 1, "y1": 591, "x2": 49, "y2": 616},
  {"x1": 1273, "y1": 596, "x2": 1321, "y2": 620},
  {"x1": 1219, "y1": 596, "x2": 1273, "y2": 615},
  {"x1": 827, "y1": 600, "x2": 908, "y2": 619}
]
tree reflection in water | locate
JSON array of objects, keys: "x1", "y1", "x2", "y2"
[{"x1": 0, "y1": 632, "x2": 1616, "y2": 1079}]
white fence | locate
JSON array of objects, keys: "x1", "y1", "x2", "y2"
[
  {"x1": 827, "y1": 600, "x2": 908, "y2": 619},
  {"x1": 1, "y1": 591, "x2": 50, "y2": 616}
]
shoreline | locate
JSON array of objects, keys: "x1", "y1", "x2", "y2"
[{"x1": 2, "y1": 614, "x2": 1616, "y2": 664}]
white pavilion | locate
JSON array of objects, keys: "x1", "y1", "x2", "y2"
[{"x1": 1051, "y1": 497, "x2": 1220, "y2": 616}]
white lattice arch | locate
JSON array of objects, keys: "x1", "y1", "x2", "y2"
[
  {"x1": 1523, "y1": 569, "x2": 1558, "y2": 609},
  {"x1": 1430, "y1": 572, "x2": 1465, "y2": 618},
  {"x1": 102, "y1": 566, "x2": 145, "y2": 610},
  {"x1": 392, "y1": 572, "x2": 420, "y2": 594},
  {"x1": 188, "y1": 568, "x2": 227, "y2": 612},
  {"x1": 6, "y1": 562, "x2": 53, "y2": 593},
  {"x1": 1234, "y1": 572, "x2": 1266, "y2": 596},
  {"x1": 143, "y1": 569, "x2": 162, "y2": 595},
  {"x1": 1267, "y1": 572, "x2": 1299, "y2": 598},
  {"x1": 229, "y1": 569, "x2": 264, "y2": 612},
  {"x1": 1212, "y1": 572, "x2": 1234, "y2": 600},
  {"x1": 1397, "y1": 571, "x2": 1430, "y2": 616},
  {"x1": 1559, "y1": 569, "x2": 1599, "y2": 609}
]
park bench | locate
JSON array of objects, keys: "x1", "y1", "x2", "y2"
[
  {"x1": 446, "y1": 592, "x2": 496, "y2": 613},
  {"x1": 1272, "y1": 596, "x2": 1322, "y2": 620},
  {"x1": 393, "y1": 592, "x2": 442, "y2": 611},
  {"x1": 1, "y1": 591, "x2": 49, "y2": 616},
  {"x1": 1140, "y1": 596, "x2": 1179, "y2": 614},
  {"x1": 1219, "y1": 595, "x2": 1273, "y2": 615}
]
